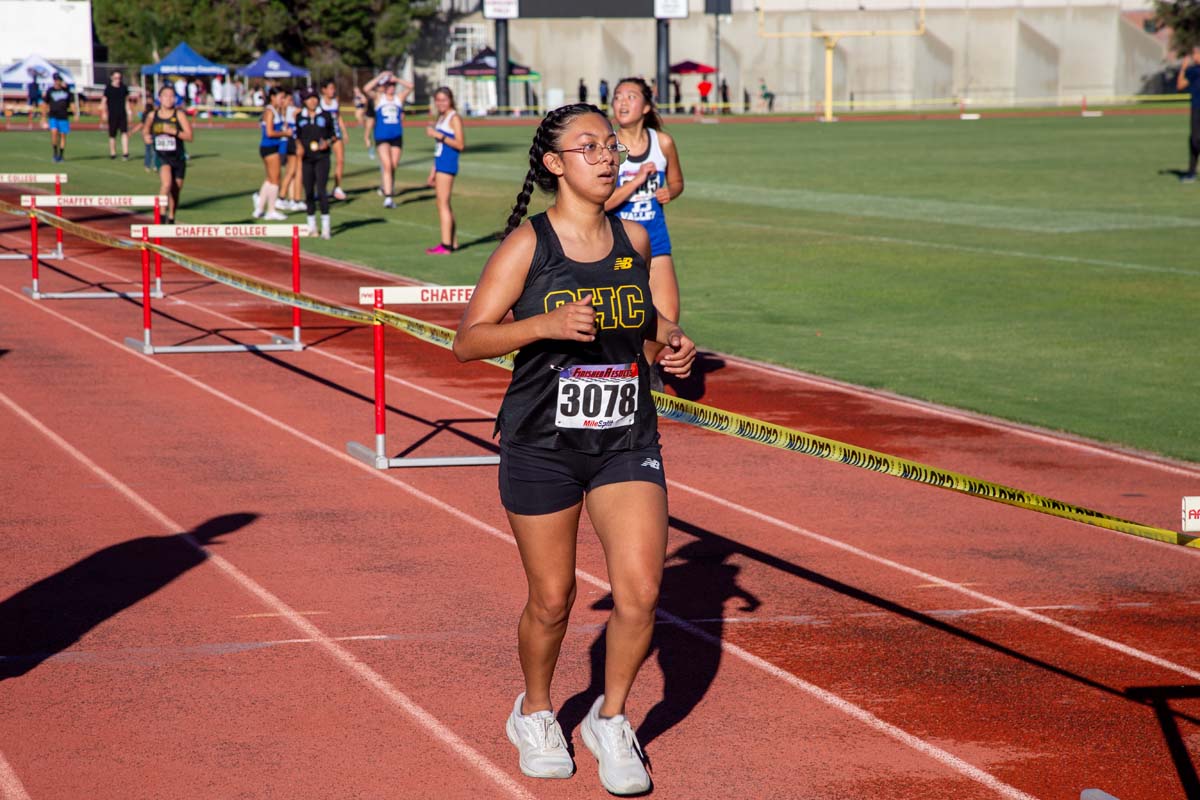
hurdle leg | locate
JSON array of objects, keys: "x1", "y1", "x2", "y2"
[
  {"x1": 124, "y1": 232, "x2": 154, "y2": 354},
  {"x1": 152, "y1": 197, "x2": 163, "y2": 298},
  {"x1": 26, "y1": 213, "x2": 40, "y2": 298},
  {"x1": 290, "y1": 227, "x2": 302, "y2": 348},
  {"x1": 51, "y1": 175, "x2": 63, "y2": 259},
  {"x1": 346, "y1": 289, "x2": 390, "y2": 468}
]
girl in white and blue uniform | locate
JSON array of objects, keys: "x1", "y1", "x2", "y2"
[
  {"x1": 318, "y1": 79, "x2": 347, "y2": 200},
  {"x1": 251, "y1": 88, "x2": 290, "y2": 220},
  {"x1": 606, "y1": 77, "x2": 686, "y2": 375},
  {"x1": 362, "y1": 70, "x2": 413, "y2": 208},
  {"x1": 423, "y1": 87, "x2": 465, "y2": 254}
]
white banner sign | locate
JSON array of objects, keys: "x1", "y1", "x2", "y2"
[
  {"x1": 483, "y1": 0, "x2": 518, "y2": 19},
  {"x1": 130, "y1": 224, "x2": 303, "y2": 238},
  {"x1": 23, "y1": 194, "x2": 165, "y2": 208},
  {"x1": 359, "y1": 285, "x2": 476, "y2": 305},
  {"x1": 0, "y1": 174, "x2": 68, "y2": 184},
  {"x1": 655, "y1": 0, "x2": 688, "y2": 19}
]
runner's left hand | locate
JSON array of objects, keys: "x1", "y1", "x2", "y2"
[{"x1": 659, "y1": 329, "x2": 696, "y2": 379}]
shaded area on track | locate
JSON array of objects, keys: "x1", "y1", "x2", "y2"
[{"x1": 0, "y1": 513, "x2": 257, "y2": 681}]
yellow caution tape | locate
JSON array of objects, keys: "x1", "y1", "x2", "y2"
[
  {"x1": 146, "y1": 242, "x2": 375, "y2": 325},
  {"x1": 11, "y1": 202, "x2": 1190, "y2": 546}
]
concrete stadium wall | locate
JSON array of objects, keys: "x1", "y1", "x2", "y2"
[
  {"x1": 452, "y1": 0, "x2": 1165, "y2": 113},
  {"x1": 0, "y1": 0, "x2": 94, "y2": 86}
]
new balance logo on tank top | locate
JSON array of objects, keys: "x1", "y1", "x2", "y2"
[{"x1": 497, "y1": 213, "x2": 658, "y2": 454}]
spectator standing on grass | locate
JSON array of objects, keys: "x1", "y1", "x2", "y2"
[
  {"x1": 278, "y1": 91, "x2": 304, "y2": 211},
  {"x1": 760, "y1": 78, "x2": 775, "y2": 112},
  {"x1": 578, "y1": 78, "x2": 588, "y2": 104},
  {"x1": 27, "y1": 71, "x2": 42, "y2": 122},
  {"x1": 423, "y1": 86, "x2": 465, "y2": 254},
  {"x1": 1176, "y1": 46, "x2": 1200, "y2": 182},
  {"x1": 42, "y1": 73, "x2": 74, "y2": 162},
  {"x1": 697, "y1": 77, "x2": 713, "y2": 112},
  {"x1": 136, "y1": 99, "x2": 155, "y2": 172},
  {"x1": 296, "y1": 87, "x2": 335, "y2": 239},
  {"x1": 251, "y1": 87, "x2": 291, "y2": 221},
  {"x1": 453, "y1": 103, "x2": 695, "y2": 797},
  {"x1": 362, "y1": 70, "x2": 413, "y2": 207},
  {"x1": 319, "y1": 79, "x2": 348, "y2": 200},
  {"x1": 719, "y1": 78, "x2": 730, "y2": 114},
  {"x1": 599, "y1": 78, "x2": 609, "y2": 109},
  {"x1": 671, "y1": 78, "x2": 681, "y2": 114},
  {"x1": 100, "y1": 71, "x2": 133, "y2": 160}
]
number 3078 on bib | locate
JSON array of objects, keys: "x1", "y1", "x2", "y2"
[{"x1": 556, "y1": 363, "x2": 639, "y2": 430}]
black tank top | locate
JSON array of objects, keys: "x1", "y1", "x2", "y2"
[
  {"x1": 496, "y1": 212, "x2": 658, "y2": 453},
  {"x1": 149, "y1": 109, "x2": 184, "y2": 157},
  {"x1": 296, "y1": 109, "x2": 335, "y2": 159}
]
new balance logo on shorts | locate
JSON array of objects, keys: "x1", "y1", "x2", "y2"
[{"x1": 640, "y1": 458, "x2": 661, "y2": 470}]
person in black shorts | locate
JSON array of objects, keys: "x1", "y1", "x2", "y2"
[
  {"x1": 143, "y1": 85, "x2": 192, "y2": 223},
  {"x1": 453, "y1": 103, "x2": 696, "y2": 796},
  {"x1": 101, "y1": 71, "x2": 133, "y2": 160},
  {"x1": 42, "y1": 73, "x2": 73, "y2": 162}
]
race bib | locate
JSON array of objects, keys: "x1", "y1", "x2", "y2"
[
  {"x1": 154, "y1": 135, "x2": 177, "y2": 152},
  {"x1": 556, "y1": 363, "x2": 638, "y2": 430}
]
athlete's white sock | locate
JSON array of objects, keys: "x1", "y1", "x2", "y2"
[
  {"x1": 262, "y1": 183, "x2": 279, "y2": 213},
  {"x1": 320, "y1": 214, "x2": 331, "y2": 238},
  {"x1": 306, "y1": 214, "x2": 316, "y2": 234}
]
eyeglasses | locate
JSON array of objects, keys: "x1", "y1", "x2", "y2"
[{"x1": 557, "y1": 142, "x2": 629, "y2": 165}]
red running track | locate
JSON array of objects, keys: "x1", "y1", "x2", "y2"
[{"x1": 1, "y1": 199, "x2": 1198, "y2": 800}]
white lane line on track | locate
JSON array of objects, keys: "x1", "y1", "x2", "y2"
[
  {"x1": 0, "y1": 387, "x2": 535, "y2": 800},
  {"x1": 1, "y1": 286, "x2": 1039, "y2": 799},
  {"x1": 7, "y1": 224, "x2": 1196, "y2": 480},
  {"x1": 667, "y1": 480, "x2": 1200, "y2": 682},
  {"x1": 0, "y1": 751, "x2": 31, "y2": 800}
]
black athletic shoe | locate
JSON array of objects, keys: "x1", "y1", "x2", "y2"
[
  {"x1": 110, "y1": 154, "x2": 116, "y2": 160},
  {"x1": 1182, "y1": 173, "x2": 1197, "y2": 184}
]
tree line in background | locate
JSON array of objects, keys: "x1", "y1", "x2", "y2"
[
  {"x1": 92, "y1": 0, "x2": 438, "y2": 73},
  {"x1": 1154, "y1": 0, "x2": 1200, "y2": 53}
]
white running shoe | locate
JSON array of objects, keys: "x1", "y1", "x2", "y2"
[
  {"x1": 332, "y1": 186, "x2": 347, "y2": 201},
  {"x1": 251, "y1": 208, "x2": 264, "y2": 220},
  {"x1": 580, "y1": 695, "x2": 650, "y2": 796},
  {"x1": 290, "y1": 200, "x2": 306, "y2": 211},
  {"x1": 383, "y1": 196, "x2": 394, "y2": 209},
  {"x1": 274, "y1": 199, "x2": 288, "y2": 210},
  {"x1": 505, "y1": 693, "x2": 574, "y2": 780},
  {"x1": 263, "y1": 211, "x2": 288, "y2": 221}
]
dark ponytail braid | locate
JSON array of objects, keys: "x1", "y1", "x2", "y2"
[{"x1": 502, "y1": 103, "x2": 606, "y2": 239}]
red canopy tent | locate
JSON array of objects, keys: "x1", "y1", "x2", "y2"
[{"x1": 669, "y1": 60, "x2": 717, "y2": 75}]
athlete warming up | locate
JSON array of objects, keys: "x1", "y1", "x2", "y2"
[
  {"x1": 452, "y1": 103, "x2": 695, "y2": 797},
  {"x1": 318, "y1": 79, "x2": 348, "y2": 200},
  {"x1": 362, "y1": 70, "x2": 413, "y2": 207},
  {"x1": 424, "y1": 87, "x2": 464, "y2": 254},
  {"x1": 143, "y1": 85, "x2": 192, "y2": 224},
  {"x1": 607, "y1": 77, "x2": 685, "y2": 382}
]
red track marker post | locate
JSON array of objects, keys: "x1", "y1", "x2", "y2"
[
  {"x1": 291, "y1": 226, "x2": 302, "y2": 344},
  {"x1": 138, "y1": 228, "x2": 152, "y2": 353}
]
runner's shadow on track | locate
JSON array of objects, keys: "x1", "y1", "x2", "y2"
[
  {"x1": 0, "y1": 513, "x2": 256, "y2": 682},
  {"x1": 557, "y1": 525, "x2": 761, "y2": 755},
  {"x1": 661, "y1": 351, "x2": 726, "y2": 402},
  {"x1": 1126, "y1": 685, "x2": 1200, "y2": 799}
]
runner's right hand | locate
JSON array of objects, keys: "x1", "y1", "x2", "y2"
[{"x1": 543, "y1": 293, "x2": 596, "y2": 342}]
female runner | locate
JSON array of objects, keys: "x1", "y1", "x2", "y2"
[
  {"x1": 251, "y1": 88, "x2": 291, "y2": 221},
  {"x1": 423, "y1": 87, "x2": 464, "y2": 254},
  {"x1": 362, "y1": 70, "x2": 413, "y2": 207},
  {"x1": 318, "y1": 79, "x2": 348, "y2": 200},
  {"x1": 453, "y1": 103, "x2": 695, "y2": 796},
  {"x1": 606, "y1": 77, "x2": 685, "y2": 377},
  {"x1": 143, "y1": 84, "x2": 193, "y2": 224}
]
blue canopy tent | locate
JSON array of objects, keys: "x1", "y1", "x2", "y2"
[
  {"x1": 139, "y1": 42, "x2": 228, "y2": 105},
  {"x1": 237, "y1": 49, "x2": 310, "y2": 85}
]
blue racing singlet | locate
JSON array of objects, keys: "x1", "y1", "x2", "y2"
[
  {"x1": 433, "y1": 110, "x2": 459, "y2": 175},
  {"x1": 375, "y1": 96, "x2": 404, "y2": 140},
  {"x1": 259, "y1": 111, "x2": 283, "y2": 148},
  {"x1": 615, "y1": 128, "x2": 671, "y2": 258}
]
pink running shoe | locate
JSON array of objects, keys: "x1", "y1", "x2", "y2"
[{"x1": 424, "y1": 244, "x2": 452, "y2": 255}]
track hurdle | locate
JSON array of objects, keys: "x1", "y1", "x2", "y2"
[
  {"x1": 125, "y1": 223, "x2": 307, "y2": 355},
  {"x1": 347, "y1": 285, "x2": 500, "y2": 469},
  {"x1": 21, "y1": 194, "x2": 166, "y2": 300},
  {"x1": 0, "y1": 173, "x2": 67, "y2": 260}
]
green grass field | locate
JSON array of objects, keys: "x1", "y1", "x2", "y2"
[{"x1": 3, "y1": 112, "x2": 1197, "y2": 462}]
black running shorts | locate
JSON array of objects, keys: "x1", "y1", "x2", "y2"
[{"x1": 498, "y1": 440, "x2": 666, "y2": 516}]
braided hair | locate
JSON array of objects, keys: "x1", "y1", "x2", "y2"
[
  {"x1": 614, "y1": 77, "x2": 663, "y2": 131},
  {"x1": 502, "y1": 103, "x2": 606, "y2": 240}
]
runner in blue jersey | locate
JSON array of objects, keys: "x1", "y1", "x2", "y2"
[
  {"x1": 362, "y1": 70, "x2": 413, "y2": 207},
  {"x1": 453, "y1": 104, "x2": 695, "y2": 796},
  {"x1": 606, "y1": 77, "x2": 685, "y2": 379},
  {"x1": 251, "y1": 88, "x2": 290, "y2": 221},
  {"x1": 423, "y1": 87, "x2": 465, "y2": 254}
]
